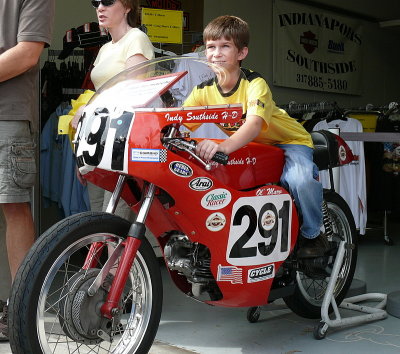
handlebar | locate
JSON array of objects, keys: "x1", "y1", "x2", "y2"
[
  {"x1": 211, "y1": 151, "x2": 229, "y2": 165},
  {"x1": 162, "y1": 137, "x2": 230, "y2": 167}
]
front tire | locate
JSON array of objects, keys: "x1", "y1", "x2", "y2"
[
  {"x1": 284, "y1": 190, "x2": 357, "y2": 319},
  {"x1": 9, "y1": 211, "x2": 162, "y2": 354}
]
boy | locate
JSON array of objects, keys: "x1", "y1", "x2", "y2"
[{"x1": 184, "y1": 15, "x2": 327, "y2": 258}]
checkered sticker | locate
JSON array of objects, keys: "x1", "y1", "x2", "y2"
[{"x1": 131, "y1": 149, "x2": 168, "y2": 162}]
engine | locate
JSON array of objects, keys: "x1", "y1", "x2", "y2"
[{"x1": 164, "y1": 234, "x2": 221, "y2": 301}]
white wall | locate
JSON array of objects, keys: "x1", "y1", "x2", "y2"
[{"x1": 204, "y1": 0, "x2": 400, "y2": 108}]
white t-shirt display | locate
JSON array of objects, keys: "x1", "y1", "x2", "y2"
[
  {"x1": 313, "y1": 118, "x2": 367, "y2": 234},
  {"x1": 174, "y1": 52, "x2": 228, "y2": 139}
]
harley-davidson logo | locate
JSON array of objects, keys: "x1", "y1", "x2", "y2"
[{"x1": 300, "y1": 31, "x2": 318, "y2": 54}]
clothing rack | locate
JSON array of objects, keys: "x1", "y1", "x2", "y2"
[
  {"x1": 279, "y1": 101, "x2": 340, "y2": 114},
  {"x1": 47, "y1": 49, "x2": 84, "y2": 58}
]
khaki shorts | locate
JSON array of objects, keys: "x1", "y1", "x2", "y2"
[{"x1": 0, "y1": 121, "x2": 36, "y2": 203}]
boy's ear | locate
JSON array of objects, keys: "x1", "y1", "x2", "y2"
[{"x1": 238, "y1": 46, "x2": 249, "y2": 61}]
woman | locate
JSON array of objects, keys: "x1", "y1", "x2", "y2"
[
  {"x1": 90, "y1": 0, "x2": 154, "y2": 90},
  {"x1": 82, "y1": 0, "x2": 155, "y2": 219},
  {"x1": 72, "y1": 0, "x2": 154, "y2": 125}
]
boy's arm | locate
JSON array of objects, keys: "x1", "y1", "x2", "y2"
[{"x1": 196, "y1": 114, "x2": 264, "y2": 161}]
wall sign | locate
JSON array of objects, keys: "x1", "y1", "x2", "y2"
[
  {"x1": 141, "y1": 7, "x2": 183, "y2": 44},
  {"x1": 273, "y1": 0, "x2": 363, "y2": 95}
]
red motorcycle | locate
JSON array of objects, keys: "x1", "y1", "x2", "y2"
[{"x1": 9, "y1": 57, "x2": 357, "y2": 354}]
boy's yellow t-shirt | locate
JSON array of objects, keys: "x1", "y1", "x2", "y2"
[{"x1": 184, "y1": 68, "x2": 313, "y2": 148}]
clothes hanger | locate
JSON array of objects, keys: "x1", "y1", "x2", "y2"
[{"x1": 326, "y1": 102, "x2": 347, "y2": 122}]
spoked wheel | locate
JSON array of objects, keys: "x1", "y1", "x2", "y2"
[
  {"x1": 284, "y1": 191, "x2": 357, "y2": 319},
  {"x1": 9, "y1": 212, "x2": 162, "y2": 354}
]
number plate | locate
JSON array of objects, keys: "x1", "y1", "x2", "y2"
[
  {"x1": 227, "y1": 194, "x2": 292, "y2": 266},
  {"x1": 75, "y1": 107, "x2": 134, "y2": 174}
]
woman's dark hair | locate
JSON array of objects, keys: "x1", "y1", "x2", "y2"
[{"x1": 120, "y1": 0, "x2": 140, "y2": 27}]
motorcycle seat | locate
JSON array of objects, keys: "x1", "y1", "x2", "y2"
[{"x1": 311, "y1": 130, "x2": 339, "y2": 171}]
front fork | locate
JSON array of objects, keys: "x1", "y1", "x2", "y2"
[{"x1": 84, "y1": 175, "x2": 156, "y2": 319}]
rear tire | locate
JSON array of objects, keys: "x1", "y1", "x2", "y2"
[
  {"x1": 9, "y1": 211, "x2": 162, "y2": 354},
  {"x1": 284, "y1": 190, "x2": 357, "y2": 319}
]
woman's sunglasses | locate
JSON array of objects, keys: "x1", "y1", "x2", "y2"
[{"x1": 91, "y1": 0, "x2": 116, "y2": 8}]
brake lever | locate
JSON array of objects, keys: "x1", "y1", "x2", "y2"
[{"x1": 163, "y1": 138, "x2": 212, "y2": 171}]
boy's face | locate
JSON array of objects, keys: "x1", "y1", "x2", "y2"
[{"x1": 205, "y1": 37, "x2": 248, "y2": 72}]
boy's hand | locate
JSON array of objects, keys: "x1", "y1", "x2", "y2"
[{"x1": 196, "y1": 139, "x2": 220, "y2": 161}]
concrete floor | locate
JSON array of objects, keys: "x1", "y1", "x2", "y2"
[{"x1": 1, "y1": 215, "x2": 400, "y2": 353}]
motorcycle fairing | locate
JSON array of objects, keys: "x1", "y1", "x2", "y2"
[
  {"x1": 74, "y1": 56, "x2": 298, "y2": 307},
  {"x1": 75, "y1": 71, "x2": 189, "y2": 175}
]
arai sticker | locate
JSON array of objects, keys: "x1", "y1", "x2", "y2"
[{"x1": 189, "y1": 177, "x2": 213, "y2": 191}]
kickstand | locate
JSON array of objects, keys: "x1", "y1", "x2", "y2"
[{"x1": 314, "y1": 240, "x2": 388, "y2": 339}]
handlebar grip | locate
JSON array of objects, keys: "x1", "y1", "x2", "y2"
[{"x1": 212, "y1": 151, "x2": 229, "y2": 165}]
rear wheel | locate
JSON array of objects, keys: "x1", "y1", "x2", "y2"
[
  {"x1": 9, "y1": 212, "x2": 162, "y2": 354},
  {"x1": 284, "y1": 191, "x2": 357, "y2": 319}
]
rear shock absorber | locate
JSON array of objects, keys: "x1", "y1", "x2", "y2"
[{"x1": 322, "y1": 200, "x2": 334, "y2": 240}]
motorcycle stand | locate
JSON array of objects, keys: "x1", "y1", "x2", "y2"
[
  {"x1": 314, "y1": 240, "x2": 388, "y2": 339},
  {"x1": 246, "y1": 241, "x2": 388, "y2": 339}
]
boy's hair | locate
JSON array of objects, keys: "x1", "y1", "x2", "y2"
[{"x1": 203, "y1": 15, "x2": 250, "y2": 51}]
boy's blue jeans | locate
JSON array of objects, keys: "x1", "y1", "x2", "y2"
[{"x1": 276, "y1": 144, "x2": 323, "y2": 239}]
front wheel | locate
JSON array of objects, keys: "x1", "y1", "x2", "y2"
[
  {"x1": 9, "y1": 211, "x2": 162, "y2": 354},
  {"x1": 284, "y1": 190, "x2": 357, "y2": 319}
]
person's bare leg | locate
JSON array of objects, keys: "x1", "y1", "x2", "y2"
[{"x1": 1, "y1": 203, "x2": 35, "y2": 282}]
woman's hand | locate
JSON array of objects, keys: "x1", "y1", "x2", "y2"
[{"x1": 71, "y1": 105, "x2": 86, "y2": 129}]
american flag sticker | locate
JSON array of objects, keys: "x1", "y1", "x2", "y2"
[{"x1": 217, "y1": 265, "x2": 243, "y2": 284}]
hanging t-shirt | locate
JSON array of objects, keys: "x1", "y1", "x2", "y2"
[
  {"x1": 91, "y1": 28, "x2": 154, "y2": 90},
  {"x1": 173, "y1": 53, "x2": 227, "y2": 139},
  {"x1": 313, "y1": 118, "x2": 367, "y2": 234}
]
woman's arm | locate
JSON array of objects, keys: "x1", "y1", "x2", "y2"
[{"x1": 125, "y1": 53, "x2": 148, "y2": 69}]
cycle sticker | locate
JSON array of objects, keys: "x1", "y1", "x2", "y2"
[{"x1": 248, "y1": 264, "x2": 275, "y2": 283}]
